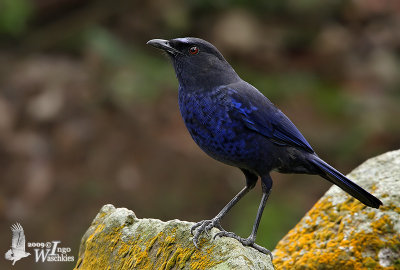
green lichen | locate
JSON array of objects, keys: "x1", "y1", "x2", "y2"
[{"x1": 74, "y1": 217, "x2": 223, "y2": 270}]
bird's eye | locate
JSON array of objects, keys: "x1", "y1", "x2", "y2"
[{"x1": 189, "y1": 46, "x2": 199, "y2": 55}]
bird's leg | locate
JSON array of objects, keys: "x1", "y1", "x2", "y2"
[
  {"x1": 191, "y1": 169, "x2": 257, "y2": 248},
  {"x1": 214, "y1": 175, "x2": 273, "y2": 258},
  {"x1": 191, "y1": 185, "x2": 251, "y2": 248}
]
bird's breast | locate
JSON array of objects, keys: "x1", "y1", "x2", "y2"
[{"x1": 178, "y1": 88, "x2": 259, "y2": 167}]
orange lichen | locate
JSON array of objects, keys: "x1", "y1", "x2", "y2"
[{"x1": 273, "y1": 195, "x2": 400, "y2": 270}]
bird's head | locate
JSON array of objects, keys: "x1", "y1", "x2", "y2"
[{"x1": 147, "y1": 37, "x2": 240, "y2": 88}]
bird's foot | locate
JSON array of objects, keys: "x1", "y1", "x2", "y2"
[
  {"x1": 191, "y1": 218, "x2": 223, "y2": 249},
  {"x1": 214, "y1": 231, "x2": 273, "y2": 259}
]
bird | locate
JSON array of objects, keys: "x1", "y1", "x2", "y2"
[
  {"x1": 146, "y1": 37, "x2": 382, "y2": 256},
  {"x1": 5, "y1": 223, "x2": 31, "y2": 265}
]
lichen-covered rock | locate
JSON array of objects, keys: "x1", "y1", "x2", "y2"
[
  {"x1": 273, "y1": 150, "x2": 400, "y2": 269},
  {"x1": 74, "y1": 204, "x2": 273, "y2": 270}
]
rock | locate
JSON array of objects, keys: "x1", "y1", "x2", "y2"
[
  {"x1": 74, "y1": 150, "x2": 400, "y2": 269},
  {"x1": 74, "y1": 204, "x2": 273, "y2": 270},
  {"x1": 273, "y1": 150, "x2": 400, "y2": 269}
]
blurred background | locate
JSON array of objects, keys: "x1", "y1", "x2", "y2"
[{"x1": 1, "y1": 0, "x2": 399, "y2": 269}]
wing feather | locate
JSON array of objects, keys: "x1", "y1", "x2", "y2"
[
  {"x1": 223, "y1": 81, "x2": 314, "y2": 153},
  {"x1": 11, "y1": 223, "x2": 26, "y2": 251}
]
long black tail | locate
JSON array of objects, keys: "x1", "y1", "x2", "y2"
[{"x1": 310, "y1": 157, "x2": 382, "y2": 208}]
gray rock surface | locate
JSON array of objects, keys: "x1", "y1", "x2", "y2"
[{"x1": 74, "y1": 204, "x2": 273, "y2": 270}]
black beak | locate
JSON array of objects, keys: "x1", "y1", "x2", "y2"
[{"x1": 146, "y1": 39, "x2": 181, "y2": 55}]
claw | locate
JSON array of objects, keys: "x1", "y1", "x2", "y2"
[
  {"x1": 190, "y1": 218, "x2": 222, "y2": 249},
  {"x1": 190, "y1": 219, "x2": 272, "y2": 260},
  {"x1": 192, "y1": 237, "x2": 199, "y2": 249},
  {"x1": 213, "y1": 231, "x2": 226, "y2": 240},
  {"x1": 212, "y1": 230, "x2": 273, "y2": 260},
  {"x1": 213, "y1": 232, "x2": 220, "y2": 240},
  {"x1": 213, "y1": 231, "x2": 239, "y2": 241},
  {"x1": 190, "y1": 220, "x2": 203, "y2": 236},
  {"x1": 251, "y1": 243, "x2": 273, "y2": 260}
]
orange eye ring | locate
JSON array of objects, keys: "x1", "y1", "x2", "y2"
[{"x1": 189, "y1": 46, "x2": 199, "y2": 55}]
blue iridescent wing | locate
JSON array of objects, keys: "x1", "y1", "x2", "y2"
[{"x1": 223, "y1": 81, "x2": 314, "y2": 153}]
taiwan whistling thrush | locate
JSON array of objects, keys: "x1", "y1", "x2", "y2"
[{"x1": 147, "y1": 37, "x2": 382, "y2": 256}]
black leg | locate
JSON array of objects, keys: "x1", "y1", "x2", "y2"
[
  {"x1": 214, "y1": 175, "x2": 273, "y2": 258},
  {"x1": 191, "y1": 169, "x2": 258, "y2": 248},
  {"x1": 249, "y1": 175, "x2": 272, "y2": 242}
]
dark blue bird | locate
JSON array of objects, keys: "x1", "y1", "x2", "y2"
[{"x1": 147, "y1": 37, "x2": 382, "y2": 256}]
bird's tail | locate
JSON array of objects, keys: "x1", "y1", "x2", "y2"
[{"x1": 310, "y1": 157, "x2": 382, "y2": 208}]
